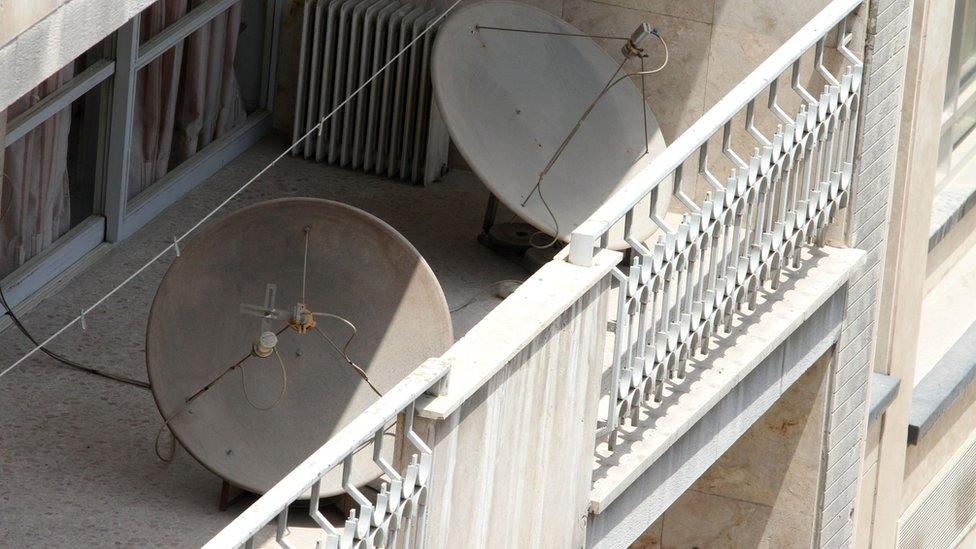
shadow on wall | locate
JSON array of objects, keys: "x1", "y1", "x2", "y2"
[
  {"x1": 269, "y1": 0, "x2": 861, "y2": 231},
  {"x1": 633, "y1": 352, "x2": 832, "y2": 548},
  {"x1": 272, "y1": 0, "x2": 839, "y2": 156}
]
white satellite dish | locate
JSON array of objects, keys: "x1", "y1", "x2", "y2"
[
  {"x1": 146, "y1": 198, "x2": 452, "y2": 495},
  {"x1": 431, "y1": 1, "x2": 671, "y2": 250}
]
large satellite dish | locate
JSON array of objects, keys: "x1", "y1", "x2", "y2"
[
  {"x1": 431, "y1": 1, "x2": 671, "y2": 250},
  {"x1": 147, "y1": 198, "x2": 452, "y2": 495}
]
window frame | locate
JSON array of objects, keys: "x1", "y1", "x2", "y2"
[
  {"x1": 0, "y1": 0, "x2": 283, "y2": 312},
  {"x1": 937, "y1": 0, "x2": 976, "y2": 191},
  {"x1": 107, "y1": 0, "x2": 283, "y2": 242}
]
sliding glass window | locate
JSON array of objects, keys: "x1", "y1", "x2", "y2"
[
  {"x1": 128, "y1": 0, "x2": 257, "y2": 200},
  {"x1": 1, "y1": 39, "x2": 113, "y2": 304},
  {"x1": 115, "y1": 0, "x2": 279, "y2": 239},
  {"x1": 938, "y1": 0, "x2": 976, "y2": 190},
  {"x1": 0, "y1": 0, "x2": 281, "y2": 309}
]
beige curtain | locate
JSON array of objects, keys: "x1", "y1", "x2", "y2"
[
  {"x1": 129, "y1": 0, "x2": 246, "y2": 199},
  {"x1": 1, "y1": 66, "x2": 75, "y2": 275},
  {"x1": 0, "y1": 0, "x2": 248, "y2": 275},
  {"x1": 128, "y1": 0, "x2": 188, "y2": 199},
  {"x1": 173, "y1": 0, "x2": 246, "y2": 164}
]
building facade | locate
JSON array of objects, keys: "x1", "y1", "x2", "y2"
[{"x1": 0, "y1": 0, "x2": 973, "y2": 547}]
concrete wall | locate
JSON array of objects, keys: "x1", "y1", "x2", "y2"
[
  {"x1": 0, "y1": 0, "x2": 65, "y2": 48},
  {"x1": 854, "y1": 417, "x2": 883, "y2": 547},
  {"x1": 925, "y1": 206, "x2": 976, "y2": 292},
  {"x1": 902, "y1": 379, "x2": 976, "y2": 512},
  {"x1": 0, "y1": 0, "x2": 156, "y2": 111},
  {"x1": 417, "y1": 265, "x2": 612, "y2": 548},
  {"x1": 850, "y1": 0, "x2": 966, "y2": 545},
  {"x1": 897, "y1": 235, "x2": 976, "y2": 544}
]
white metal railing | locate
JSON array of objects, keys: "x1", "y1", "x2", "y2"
[
  {"x1": 204, "y1": 358, "x2": 448, "y2": 549},
  {"x1": 578, "y1": 0, "x2": 864, "y2": 447}
]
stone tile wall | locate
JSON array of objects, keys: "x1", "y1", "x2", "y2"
[
  {"x1": 819, "y1": 0, "x2": 913, "y2": 546},
  {"x1": 272, "y1": 0, "x2": 837, "y2": 159}
]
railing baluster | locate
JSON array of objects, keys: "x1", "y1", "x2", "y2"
[
  {"x1": 204, "y1": 360, "x2": 449, "y2": 549},
  {"x1": 276, "y1": 507, "x2": 294, "y2": 549},
  {"x1": 586, "y1": 0, "x2": 864, "y2": 446}
]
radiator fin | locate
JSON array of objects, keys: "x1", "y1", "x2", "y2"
[{"x1": 292, "y1": 0, "x2": 448, "y2": 185}]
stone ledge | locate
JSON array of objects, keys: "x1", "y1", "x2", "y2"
[
  {"x1": 909, "y1": 320, "x2": 976, "y2": 445},
  {"x1": 868, "y1": 372, "x2": 899, "y2": 424},
  {"x1": 417, "y1": 249, "x2": 621, "y2": 420},
  {"x1": 0, "y1": 0, "x2": 155, "y2": 110},
  {"x1": 929, "y1": 167, "x2": 976, "y2": 252}
]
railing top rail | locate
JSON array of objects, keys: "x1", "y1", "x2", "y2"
[
  {"x1": 569, "y1": 0, "x2": 862, "y2": 261},
  {"x1": 203, "y1": 358, "x2": 449, "y2": 549},
  {"x1": 417, "y1": 248, "x2": 621, "y2": 421}
]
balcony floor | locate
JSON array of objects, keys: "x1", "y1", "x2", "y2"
[{"x1": 0, "y1": 134, "x2": 526, "y2": 547}]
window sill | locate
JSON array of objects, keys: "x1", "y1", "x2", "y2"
[
  {"x1": 908, "y1": 320, "x2": 976, "y2": 445},
  {"x1": 930, "y1": 162, "x2": 976, "y2": 253},
  {"x1": 868, "y1": 372, "x2": 899, "y2": 425}
]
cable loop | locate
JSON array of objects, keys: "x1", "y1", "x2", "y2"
[
  {"x1": 524, "y1": 31, "x2": 669, "y2": 250},
  {"x1": 240, "y1": 348, "x2": 288, "y2": 411}
]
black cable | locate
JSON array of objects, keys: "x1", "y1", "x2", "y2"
[{"x1": 0, "y1": 284, "x2": 151, "y2": 390}]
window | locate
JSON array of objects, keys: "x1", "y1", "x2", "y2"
[
  {"x1": 937, "y1": 0, "x2": 976, "y2": 190},
  {"x1": 126, "y1": 0, "x2": 267, "y2": 201},
  {"x1": 0, "y1": 0, "x2": 281, "y2": 310},
  {"x1": 1, "y1": 40, "x2": 112, "y2": 282},
  {"x1": 113, "y1": 0, "x2": 279, "y2": 239}
]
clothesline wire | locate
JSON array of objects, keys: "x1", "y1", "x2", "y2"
[{"x1": 0, "y1": 0, "x2": 464, "y2": 382}]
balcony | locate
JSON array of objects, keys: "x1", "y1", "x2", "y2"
[
  {"x1": 0, "y1": 0, "x2": 874, "y2": 547},
  {"x1": 203, "y1": 0, "x2": 870, "y2": 547},
  {"x1": 0, "y1": 139, "x2": 523, "y2": 546}
]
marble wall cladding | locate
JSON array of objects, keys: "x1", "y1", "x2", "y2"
[
  {"x1": 658, "y1": 490, "x2": 772, "y2": 547},
  {"x1": 587, "y1": 0, "x2": 715, "y2": 23},
  {"x1": 273, "y1": 0, "x2": 841, "y2": 143},
  {"x1": 694, "y1": 353, "x2": 829, "y2": 508},
  {"x1": 269, "y1": 0, "x2": 862, "y2": 226},
  {"x1": 631, "y1": 517, "x2": 663, "y2": 548},
  {"x1": 563, "y1": 0, "x2": 712, "y2": 144},
  {"x1": 429, "y1": 0, "x2": 563, "y2": 14},
  {"x1": 631, "y1": 353, "x2": 831, "y2": 548},
  {"x1": 713, "y1": 0, "x2": 832, "y2": 39}
]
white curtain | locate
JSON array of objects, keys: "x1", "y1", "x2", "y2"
[
  {"x1": 129, "y1": 0, "x2": 246, "y2": 198},
  {"x1": 1, "y1": 66, "x2": 74, "y2": 275}
]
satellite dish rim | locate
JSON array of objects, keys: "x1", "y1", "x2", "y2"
[
  {"x1": 431, "y1": 0, "x2": 669, "y2": 250},
  {"x1": 145, "y1": 197, "x2": 452, "y2": 495}
]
